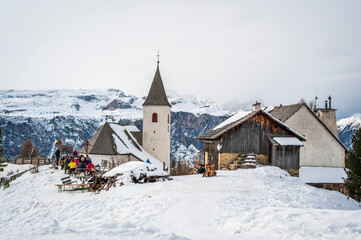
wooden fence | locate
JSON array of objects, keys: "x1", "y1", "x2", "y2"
[{"x1": 2, "y1": 157, "x2": 52, "y2": 166}]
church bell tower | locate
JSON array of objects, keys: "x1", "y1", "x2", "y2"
[{"x1": 142, "y1": 57, "x2": 171, "y2": 171}]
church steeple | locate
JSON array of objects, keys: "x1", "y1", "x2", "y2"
[{"x1": 143, "y1": 62, "x2": 171, "y2": 107}]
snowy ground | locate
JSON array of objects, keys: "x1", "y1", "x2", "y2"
[{"x1": 0, "y1": 165, "x2": 360, "y2": 240}]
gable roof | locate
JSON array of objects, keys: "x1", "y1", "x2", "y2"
[
  {"x1": 143, "y1": 65, "x2": 171, "y2": 107},
  {"x1": 268, "y1": 103, "x2": 304, "y2": 122},
  {"x1": 269, "y1": 103, "x2": 347, "y2": 150},
  {"x1": 197, "y1": 109, "x2": 306, "y2": 141},
  {"x1": 80, "y1": 122, "x2": 164, "y2": 168}
]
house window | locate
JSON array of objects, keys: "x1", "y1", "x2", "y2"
[{"x1": 152, "y1": 113, "x2": 158, "y2": 122}]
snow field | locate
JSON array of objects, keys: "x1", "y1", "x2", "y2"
[{"x1": 0, "y1": 165, "x2": 360, "y2": 240}]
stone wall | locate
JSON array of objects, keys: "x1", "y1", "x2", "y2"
[{"x1": 219, "y1": 153, "x2": 269, "y2": 170}]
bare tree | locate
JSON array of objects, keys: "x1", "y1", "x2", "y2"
[
  {"x1": 109, "y1": 155, "x2": 128, "y2": 169},
  {"x1": 18, "y1": 139, "x2": 40, "y2": 159}
]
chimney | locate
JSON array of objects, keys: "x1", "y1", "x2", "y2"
[
  {"x1": 253, "y1": 101, "x2": 261, "y2": 111},
  {"x1": 316, "y1": 98, "x2": 338, "y2": 136}
]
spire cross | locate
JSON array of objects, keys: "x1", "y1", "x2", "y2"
[{"x1": 156, "y1": 50, "x2": 160, "y2": 65}]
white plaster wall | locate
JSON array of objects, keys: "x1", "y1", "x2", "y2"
[
  {"x1": 88, "y1": 154, "x2": 140, "y2": 168},
  {"x1": 284, "y1": 106, "x2": 345, "y2": 167},
  {"x1": 143, "y1": 105, "x2": 171, "y2": 170},
  {"x1": 88, "y1": 154, "x2": 113, "y2": 167}
]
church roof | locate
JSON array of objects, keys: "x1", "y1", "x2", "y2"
[{"x1": 143, "y1": 65, "x2": 171, "y2": 107}]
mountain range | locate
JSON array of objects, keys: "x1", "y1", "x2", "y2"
[{"x1": 0, "y1": 89, "x2": 360, "y2": 161}]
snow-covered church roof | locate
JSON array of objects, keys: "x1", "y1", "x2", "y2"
[{"x1": 80, "y1": 122, "x2": 163, "y2": 169}]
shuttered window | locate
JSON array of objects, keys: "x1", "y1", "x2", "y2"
[{"x1": 152, "y1": 113, "x2": 158, "y2": 122}]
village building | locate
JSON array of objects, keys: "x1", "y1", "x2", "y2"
[
  {"x1": 197, "y1": 103, "x2": 306, "y2": 173},
  {"x1": 269, "y1": 98, "x2": 347, "y2": 192},
  {"x1": 79, "y1": 60, "x2": 171, "y2": 171},
  {"x1": 79, "y1": 123, "x2": 163, "y2": 169},
  {"x1": 142, "y1": 61, "x2": 172, "y2": 171}
]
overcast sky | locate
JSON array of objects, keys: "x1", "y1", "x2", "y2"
[{"x1": 0, "y1": 0, "x2": 360, "y2": 119}]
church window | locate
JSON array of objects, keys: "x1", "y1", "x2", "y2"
[
  {"x1": 168, "y1": 114, "x2": 170, "y2": 123},
  {"x1": 152, "y1": 113, "x2": 158, "y2": 122}
]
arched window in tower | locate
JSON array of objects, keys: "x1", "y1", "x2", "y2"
[
  {"x1": 168, "y1": 114, "x2": 170, "y2": 123},
  {"x1": 152, "y1": 113, "x2": 158, "y2": 122}
]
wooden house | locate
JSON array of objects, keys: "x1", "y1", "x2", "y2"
[{"x1": 197, "y1": 104, "x2": 306, "y2": 171}]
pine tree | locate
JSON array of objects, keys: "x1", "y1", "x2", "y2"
[
  {"x1": 0, "y1": 129, "x2": 6, "y2": 172},
  {"x1": 344, "y1": 128, "x2": 361, "y2": 201}
]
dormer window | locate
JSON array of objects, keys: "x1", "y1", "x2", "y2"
[{"x1": 152, "y1": 113, "x2": 158, "y2": 122}]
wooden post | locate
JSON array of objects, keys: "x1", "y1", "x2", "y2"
[
  {"x1": 204, "y1": 151, "x2": 208, "y2": 165},
  {"x1": 218, "y1": 153, "x2": 221, "y2": 170}
]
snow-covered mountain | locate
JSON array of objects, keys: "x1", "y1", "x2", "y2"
[
  {"x1": 337, "y1": 113, "x2": 361, "y2": 149},
  {"x1": 0, "y1": 89, "x2": 229, "y2": 161},
  {"x1": 0, "y1": 88, "x2": 359, "y2": 161}
]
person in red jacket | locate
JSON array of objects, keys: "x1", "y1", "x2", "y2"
[{"x1": 87, "y1": 161, "x2": 94, "y2": 175}]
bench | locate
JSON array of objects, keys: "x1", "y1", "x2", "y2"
[
  {"x1": 55, "y1": 176, "x2": 87, "y2": 193},
  {"x1": 55, "y1": 183, "x2": 88, "y2": 193}
]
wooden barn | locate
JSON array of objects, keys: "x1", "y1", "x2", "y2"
[{"x1": 197, "y1": 103, "x2": 306, "y2": 171}]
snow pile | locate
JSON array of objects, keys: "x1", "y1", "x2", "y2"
[
  {"x1": 0, "y1": 163, "x2": 33, "y2": 178},
  {"x1": 0, "y1": 165, "x2": 360, "y2": 239},
  {"x1": 104, "y1": 161, "x2": 168, "y2": 184},
  {"x1": 300, "y1": 167, "x2": 347, "y2": 183}
]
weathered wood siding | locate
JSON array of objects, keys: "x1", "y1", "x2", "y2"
[
  {"x1": 220, "y1": 113, "x2": 291, "y2": 154},
  {"x1": 271, "y1": 146, "x2": 300, "y2": 169}
]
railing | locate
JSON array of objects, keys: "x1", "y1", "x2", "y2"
[{"x1": 2, "y1": 158, "x2": 52, "y2": 166}]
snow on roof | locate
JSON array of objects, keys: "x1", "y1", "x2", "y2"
[
  {"x1": 299, "y1": 167, "x2": 346, "y2": 184},
  {"x1": 273, "y1": 137, "x2": 303, "y2": 146},
  {"x1": 214, "y1": 110, "x2": 251, "y2": 130},
  {"x1": 125, "y1": 125, "x2": 140, "y2": 132},
  {"x1": 109, "y1": 123, "x2": 163, "y2": 169}
]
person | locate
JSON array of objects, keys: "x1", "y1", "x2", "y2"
[
  {"x1": 79, "y1": 160, "x2": 87, "y2": 174},
  {"x1": 146, "y1": 159, "x2": 151, "y2": 164},
  {"x1": 74, "y1": 158, "x2": 79, "y2": 166},
  {"x1": 64, "y1": 157, "x2": 71, "y2": 173},
  {"x1": 87, "y1": 161, "x2": 94, "y2": 175},
  {"x1": 60, "y1": 157, "x2": 64, "y2": 170},
  {"x1": 68, "y1": 159, "x2": 76, "y2": 174},
  {"x1": 55, "y1": 147, "x2": 60, "y2": 165},
  {"x1": 73, "y1": 149, "x2": 78, "y2": 157}
]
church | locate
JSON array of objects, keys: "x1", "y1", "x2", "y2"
[{"x1": 79, "y1": 60, "x2": 171, "y2": 171}]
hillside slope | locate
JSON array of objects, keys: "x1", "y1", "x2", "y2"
[{"x1": 0, "y1": 165, "x2": 360, "y2": 240}]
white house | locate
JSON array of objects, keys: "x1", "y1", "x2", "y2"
[
  {"x1": 269, "y1": 101, "x2": 347, "y2": 192},
  {"x1": 79, "y1": 123, "x2": 163, "y2": 170}
]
